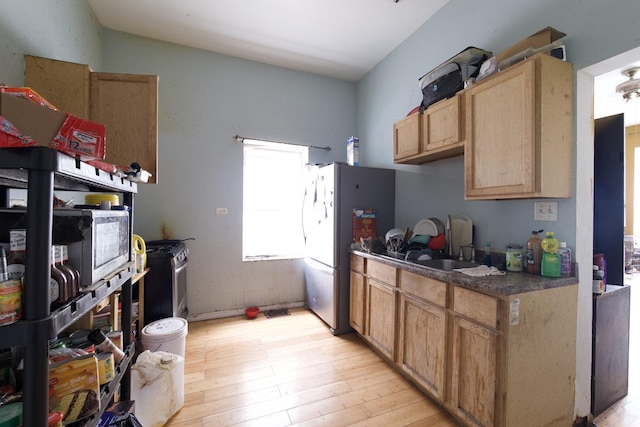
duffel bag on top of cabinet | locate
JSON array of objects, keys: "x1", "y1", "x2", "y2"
[{"x1": 418, "y1": 46, "x2": 492, "y2": 112}]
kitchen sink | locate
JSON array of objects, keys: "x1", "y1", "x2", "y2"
[{"x1": 412, "y1": 258, "x2": 477, "y2": 271}]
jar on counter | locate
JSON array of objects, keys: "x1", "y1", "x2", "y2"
[{"x1": 506, "y1": 243, "x2": 523, "y2": 272}]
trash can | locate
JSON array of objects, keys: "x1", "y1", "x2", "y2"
[{"x1": 141, "y1": 317, "x2": 188, "y2": 358}]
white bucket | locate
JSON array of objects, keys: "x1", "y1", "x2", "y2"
[
  {"x1": 141, "y1": 317, "x2": 188, "y2": 358},
  {"x1": 131, "y1": 350, "x2": 184, "y2": 427}
]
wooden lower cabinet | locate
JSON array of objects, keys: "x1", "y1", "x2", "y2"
[
  {"x1": 349, "y1": 270, "x2": 366, "y2": 334},
  {"x1": 349, "y1": 254, "x2": 577, "y2": 427},
  {"x1": 398, "y1": 294, "x2": 447, "y2": 401},
  {"x1": 366, "y1": 279, "x2": 397, "y2": 361},
  {"x1": 450, "y1": 316, "x2": 498, "y2": 427}
]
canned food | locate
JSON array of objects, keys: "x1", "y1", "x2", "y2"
[
  {"x1": 97, "y1": 352, "x2": 115, "y2": 385},
  {"x1": 506, "y1": 244, "x2": 523, "y2": 272},
  {"x1": 0, "y1": 279, "x2": 22, "y2": 326}
]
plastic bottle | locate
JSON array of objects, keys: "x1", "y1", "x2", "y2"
[
  {"x1": 541, "y1": 232, "x2": 561, "y2": 277},
  {"x1": 592, "y1": 265, "x2": 604, "y2": 295},
  {"x1": 484, "y1": 243, "x2": 492, "y2": 267},
  {"x1": 57, "y1": 245, "x2": 80, "y2": 299},
  {"x1": 7, "y1": 229, "x2": 26, "y2": 281},
  {"x1": 49, "y1": 246, "x2": 67, "y2": 310},
  {"x1": 525, "y1": 230, "x2": 543, "y2": 275},
  {"x1": 557, "y1": 242, "x2": 572, "y2": 277}
]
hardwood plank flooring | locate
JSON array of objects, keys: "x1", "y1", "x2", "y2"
[{"x1": 164, "y1": 308, "x2": 458, "y2": 427}]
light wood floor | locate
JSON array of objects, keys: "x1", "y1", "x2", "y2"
[{"x1": 164, "y1": 308, "x2": 458, "y2": 427}]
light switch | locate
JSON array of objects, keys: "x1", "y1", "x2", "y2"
[
  {"x1": 216, "y1": 207, "x2": 228, "y2": 215},
  {"x1": 534, "y1": 202, "x2": 558, "y2": 222}
]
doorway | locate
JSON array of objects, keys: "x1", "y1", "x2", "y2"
[{"x1": 590, "y1": 50, "x2": 640, "y2": 421}]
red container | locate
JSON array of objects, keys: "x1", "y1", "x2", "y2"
[{"x1": 245, "y1": 306, "x2": 259, "y2": 319}]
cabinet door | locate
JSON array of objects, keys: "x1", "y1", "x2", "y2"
[
  {"x1": 393, "y1": 113, "x2": 421, "y2": 161},
  {"x1": 450, "y1": 316, "x2": 498, "y2": 427},
  {"x1": 422, "y1": 93, "x2": 465, "y2": 154},
  {"x1": 349, "y1": 271, "x2": 366, "y2": 334},
  {"x1": 90, "y1": 73, "x2": 159, "y2": 183},
  {"x1": 398, "y1": 294, "x2": 446, "y2": 400},
  {"x1": 24, "y1": 55, "x2": 91, "y2": 119},
  {"x1": 465, "y1": 59, "x2": 536, "y2": 198},
  {"x1": 465, "y1": 53, "x2": 573, "y2": 200},
  {"x1": 366, "y1": 279, "x2": 397, "y2": 361}
]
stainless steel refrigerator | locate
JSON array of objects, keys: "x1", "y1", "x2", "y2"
[{"x1": 302, "y1": 162, "x2": 395, "y2": 335}]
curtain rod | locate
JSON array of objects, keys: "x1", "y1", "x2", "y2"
[{"x1": 234, "y1": 135, "x2": 331, "y2": 151}]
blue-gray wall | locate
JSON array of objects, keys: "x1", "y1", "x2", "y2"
[
  {"x1": 99, "y1": 30, "x2": 356, "y2": 318},
  {"x1": 358, "y1": 0, "x2": 640, "y2": 253}
]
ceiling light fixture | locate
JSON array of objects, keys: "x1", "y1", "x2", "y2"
[{"x1": 616, "y1": 67, "x2": 640, "y2": 102}]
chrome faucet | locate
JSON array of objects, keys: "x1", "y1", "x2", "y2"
[{"x1": 446, "y1": 215, "x2": 453, "y2": 257}]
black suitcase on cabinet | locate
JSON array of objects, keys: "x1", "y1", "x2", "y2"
[{"x1": 418, "y1": 47, "x2": 492, "y2": 112}]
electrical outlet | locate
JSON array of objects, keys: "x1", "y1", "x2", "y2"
[
  {"x1": 534, "y1": 202, "x2": 558, "y2": 222},
  {"x1": 216, "y1": 207, "x2": 228, "y2": 215}
]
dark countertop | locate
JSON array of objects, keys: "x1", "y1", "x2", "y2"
[{"x1": 352, "y1": 250, "x2": 578, "y2": 297}]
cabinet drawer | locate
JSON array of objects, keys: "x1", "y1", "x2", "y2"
[
  {"x1": 398, "y1": 270, "x2": 446, "y2": 307},
  {"x1": 367, "y1": 260, "x2": 396, "y2": 286},
  {"x1": 453, "y1": 286, "x2": 500, "y2": 329},
  {"x1": 350, "y1": 254, "x2": 365, "y2": 274}
]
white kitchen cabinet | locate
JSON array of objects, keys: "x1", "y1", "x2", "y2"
[{"x1": 464, "y1": 53, "x2": 573, "y2": 199}]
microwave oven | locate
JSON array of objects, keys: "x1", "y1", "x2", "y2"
[{"x1": 53, "y1": 209, "x2": 131, "y2": 289}]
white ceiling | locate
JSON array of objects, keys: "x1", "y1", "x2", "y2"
[
  {"x1": 87, "y1": 0, "x2": 450, "y2": 82},
  {"x1": 593, "y1": 47, "x2": 640, "y2": 125}
]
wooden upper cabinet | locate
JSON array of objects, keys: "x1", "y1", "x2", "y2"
[
  {"x1": 90, "y1": 73, "x2": 158, "y2": 184},
  {"x1": 24, "y1": 55, "x2": 159, "y2": 183},
  {"x1": 422, "y1": 92, "x2": 465, "y2": 156},
  {"x1": 464, "y1": 53, "x2": 573, "y2": 199},
  {"x1": 24, "y1": 55, "x2": 91, "y2": 119},
  {"x1": 393, "y1": 93, "x2": 465, "y2": 165},
  {"x1": 393, "y1": 112, "x2": 421, "y2": 161}
]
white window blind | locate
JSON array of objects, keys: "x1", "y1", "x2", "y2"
[{"x1": 243, "y1": 140, "x2": 309, "y2": 260}]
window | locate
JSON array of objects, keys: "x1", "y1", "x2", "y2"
[{"x1": 242, "y1": 139, "x2": 309, "y2": 260}]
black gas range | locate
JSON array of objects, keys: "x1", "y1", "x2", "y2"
[{"x1": 143, "y1": 238, "x2": 193, "y2": 324}]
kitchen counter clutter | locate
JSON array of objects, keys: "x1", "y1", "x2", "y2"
[
  {"x1": 349, "y1": 249, "x2": 577, "y2": 427},
  {"x1": 352, "y1": 249, "x2": 577, "y2": 296}
]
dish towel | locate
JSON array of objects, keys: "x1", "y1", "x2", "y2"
[{"x1": 453, "y1": 265, "x2": 506, "y2": 276}]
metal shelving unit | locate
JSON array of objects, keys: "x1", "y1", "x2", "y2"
[{"x1": 0, "y1": 147, "x2": 137, "y2": 426}]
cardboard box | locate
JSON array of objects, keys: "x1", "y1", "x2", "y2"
[
  {"x1": 353, "y1": 208, "x2": 377, "y2": 243},
  {"x1": 0, "y1": 86, "x2": 59, "y2": 110},
  {"x1": 0, "y1": 92, "x2": 106, "y2": 159},
  {"x1": 495, "y1": 26, "x2": 566, "y2": 64}
]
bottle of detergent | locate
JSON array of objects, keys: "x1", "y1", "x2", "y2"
[
  {"x1": 541, "y1": 231, "x2": 561, "y2": 278},
  {"x1": 525, "y1": 230, "x2": 543, "y2": 275}
]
